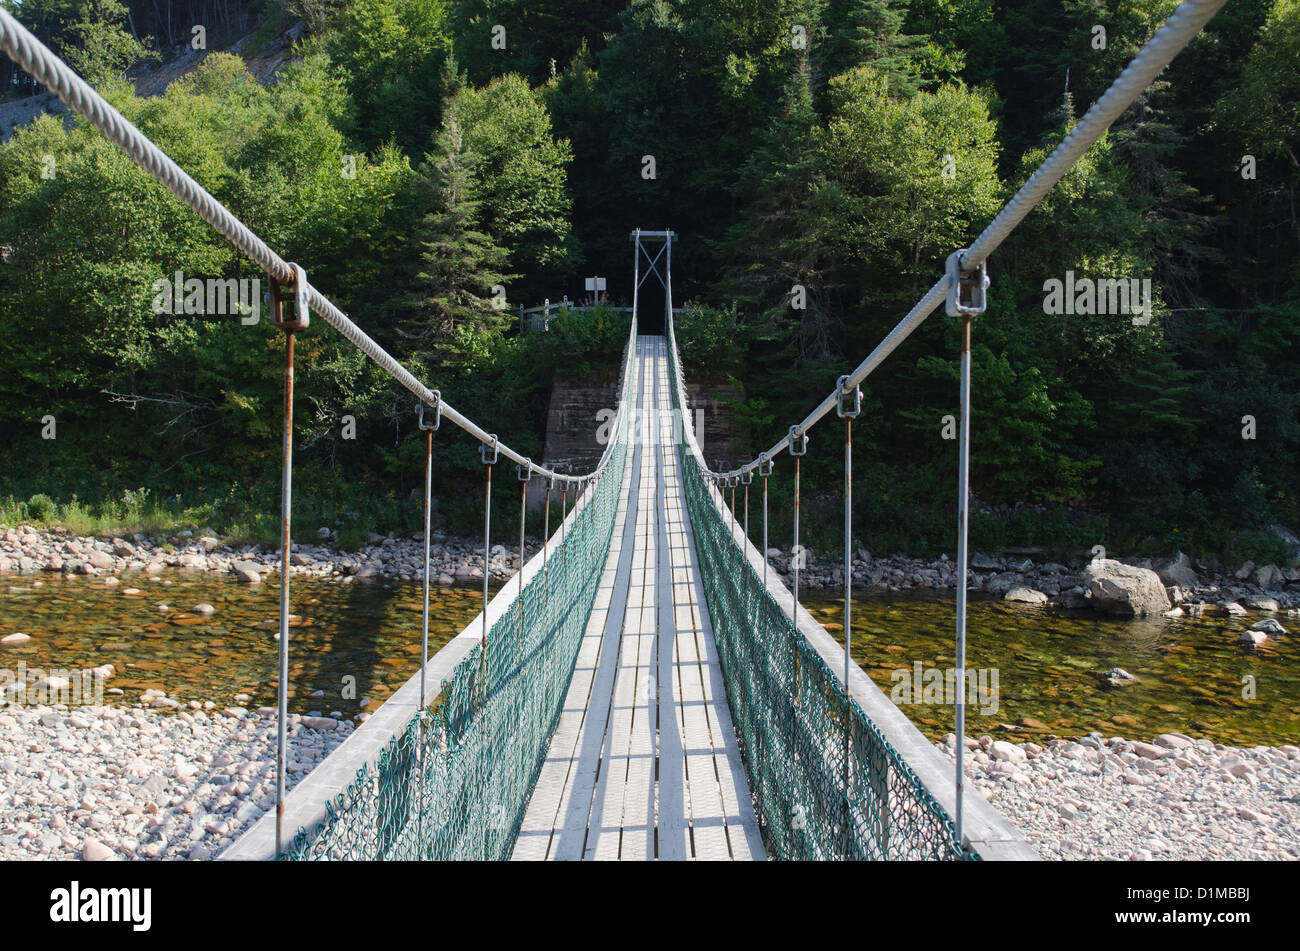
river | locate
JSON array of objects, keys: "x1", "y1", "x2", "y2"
[{"x1": 2, "y1": 574, "x2": 1297, "y2": 746}]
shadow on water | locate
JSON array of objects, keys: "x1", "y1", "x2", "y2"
[
  {"x1": 0, "y1": 572, "x2": 490, "y2": 718},
  {"x1": 803, "y1": 588, "x2": 1300, "y2": 747}
]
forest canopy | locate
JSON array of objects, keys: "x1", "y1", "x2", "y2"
[{"x1": 0, "y1": 0, "x2": 1295, "y2": 562}]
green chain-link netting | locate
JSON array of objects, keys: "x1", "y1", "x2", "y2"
[
  {"x1": 666, "y1": 329, "x2": 969, "y2": 861},
  {"x1": 279, "y1": 337, "x2": 638, "y2": 860}
]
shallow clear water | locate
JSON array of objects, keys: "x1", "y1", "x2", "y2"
[
  {"x1": 0, "y1": 573, "x2": 488, "y2": 718},
  {"x1": 803, "y1": 590, "x2": 1300, "y2": 747},
  {"x1": 4, "y1": 574, "x2": 1297, "y2": 746}
]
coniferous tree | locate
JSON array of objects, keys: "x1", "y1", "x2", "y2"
[
  {"x1": 820, "y1": 0, "x2": 919, "y2": 95},
  {"x1": 404, "y1": 118, "x2": 516, "y2": 363}
]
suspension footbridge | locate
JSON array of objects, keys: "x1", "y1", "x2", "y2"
[{"x1": 0, "y1": 0, "x2": 1229, "y2": 861}]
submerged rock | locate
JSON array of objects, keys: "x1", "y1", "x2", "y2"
[{"x1": 1097, "y1": 667, "x2": 1138, "y2": 688}]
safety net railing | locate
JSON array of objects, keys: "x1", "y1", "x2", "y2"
[
  {"x1": 278, "y1": 328, "x2": 637, "y2": 860},
  {"x1": 665, "y1": 301, "x2": 966, "y2": 861}
]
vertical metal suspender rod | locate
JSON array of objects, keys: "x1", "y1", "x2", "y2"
[
  {"x1": 415, "y1": 396, "x2": 438, "y2": 859},
  {"x1": 837, "y1": 375, "x2": 861, "y2": 859},
  {"x1": 946, "y1": 251, "x2": 987, "y2": 852},
  {"x1": 481, "y1": 437, "x2": 498, "y2": 678},
  {"x1": 518, "y1": 462, "x2": 530, "y2": 617},
  {"x1": 417, "y1": 395, "x2": 440, "y2": 708},
  {"x1": 788, "y1": 426, "x2": 808, "y2": 618},
  {"x1": 759, "y1": 456, "x2": 772, "y2": 591},
  {"x1": 953, "y1": 317, "x2": 973, "y2": 850},
  {"x1": 270, "y1": 263, "x2": 308, "y2": 857},
  {"x1": 543, "y1": 475, "x2": 553, "y2": 595},
  {"x1": 560, "y1": 482, "x2": 569, "y2": 571}
]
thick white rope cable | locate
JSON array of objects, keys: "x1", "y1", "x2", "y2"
[
  {"x1": 0, "y1": 6, "x2": 631, "y2": 487},
  {"x1": 688, "y1": 0, "x2": 1228, "y2": 480}
]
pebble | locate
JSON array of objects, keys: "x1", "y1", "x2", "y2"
[{"x1": 82, "y1": 838, "x2": 115, "y2": 861}]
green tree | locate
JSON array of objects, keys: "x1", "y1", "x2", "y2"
[
  {"x1": 323, "y1": 0, "x2": 453, "y2": 154},
  {"x1": 66, "y1": 0, "x2": 157, "y2": 88},
  {"x1": 404, "y1": 117, "x2": 516, "y2": 362},
  {"x1": 449, "y1": 74, "x2": 577, "y2": 300},
  {"x1": 820, "y1": 0, "x2": 921, "y2": 94}
]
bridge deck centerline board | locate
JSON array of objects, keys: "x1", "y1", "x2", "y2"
[{"x1": 512, "y1": 337, "x2": 765, "y2": 861}]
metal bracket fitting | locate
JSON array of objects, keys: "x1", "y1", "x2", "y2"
[
  {"x1": 480, "y1": 436, "x2": 499, "y2": 466},
  {"x1": 789, "y1": 426, "x2": 809, "y2": 457},
  {"x1": 517, "y1": 460, "x2": 532, "y2": 482},
  {"x1": 739, "y1": 470, "x2": 753, "y2": 486},
  {"x1": 945, "y1": 249, "x2": 989, "y2": 318},
  {"x1": 757, "y1": 454, "x2": 774, "y2": 478},
  {"x1": 270, "y1": 263, "x2": 310, "y2": 331},
  {"x1": 836, "y1": 375, "x2": 862, "y2": 419},
  {"x1": 417, "y1": 391, "x2": 441, "y2": 432}
]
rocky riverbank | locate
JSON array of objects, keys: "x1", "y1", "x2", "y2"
[
  {"x1": 766, "y1": 546, "x2": 1300, "y2": 616},
  {"x1": 0, "y1": 701, "x2": 347, "y2": 860},
  {"x1": 0, "y1": 525, "x2": 539, "y2": 586},
  {"x1": 4, "y1": 525, "x2": 1297, "y2": 621},
  {"x1": 938, "y1": 732, "x2": 1300, "y2": 860}
]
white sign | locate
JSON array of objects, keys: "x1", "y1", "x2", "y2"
[{"x1": 585, "y1": 277, "x2": 607, "y2": 292}]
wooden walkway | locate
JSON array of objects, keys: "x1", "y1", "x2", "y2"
[{"x1": 513, "y1": 337, "x2": 765, "y2": 861}]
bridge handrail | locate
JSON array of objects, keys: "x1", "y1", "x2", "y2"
[
  {"x1": 663, "y1": 229, "x2": 1034, "y2": 858},
  {"x1": 225, "y1": 303, "x2": 638, "y2": 859},
  {"x1": 694, "y1": 0, "x2": 1227, "y2": 482},
  {"x1": 220, "y1": 467, "x2": 597, "y2": 860},
  {"x1": 0, "y1": 6, "x2": 610, "y2": 487}
]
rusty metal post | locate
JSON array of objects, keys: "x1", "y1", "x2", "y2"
[
  {"x1": 517, "y1": 462, "x2": 530, "y2": 634},
  {"x1": 481, "y1": 437, "x2": 498, "y2": 658},
  {"x1": 270, "y1": 263, "x2": 308, "y2": 857},
  {"x1": 417, "y1": 396, "x2": 440, "y2": 708}
]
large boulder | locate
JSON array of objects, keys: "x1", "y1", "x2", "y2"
[
  {"x1": 1154, "y1": 551, "x2": 1199, "y2": 589},
  {"x1": 1252, "y1": 564, "x2": 1283, "y2": 588},
  {"x1": 1083, "y1": 559, "x2": 1171, "y2": 617}
]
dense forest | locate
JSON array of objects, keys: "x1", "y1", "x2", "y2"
[{"x1": 0, "y1": 0, "x2": 1296, "y2": 565}]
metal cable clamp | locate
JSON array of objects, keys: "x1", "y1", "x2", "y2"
[
  {"x1": 757, "y1": 454, "x2": 774, "y2": 478},
  {"x1": 517, "y1": 459, "x2": 532, "y2": 482},
  {"x1": 789, "y1": 426, "x2": 809, "y2": 456},
  {"x1": 945, "y1": 249, "x2": 990, "y2": 318},
  {"x1": 836, "y1": 375, "x2": 862, "y2": 419},
  {"x1": 480, "y1": 436, "x2": 499, "y2": 466},
  {"x1": 269, "y1": 262, "x2": 310, "y2": 331},
  {"x1": 417, "y1": 390, "x2": 441, "y2": 431}
]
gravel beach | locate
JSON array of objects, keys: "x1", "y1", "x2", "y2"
[
  {"x1": 0, "y1": 701, "x2": 347, "y2": 860},
  {"x1": 939, "y1": 732, "x2": 1300, "y2": 860}
]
